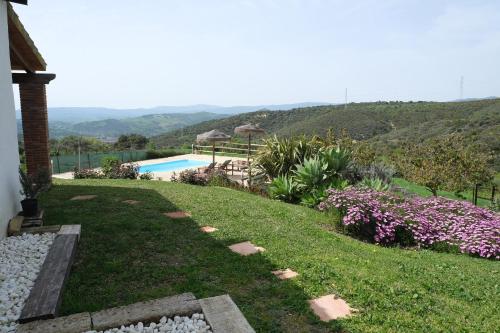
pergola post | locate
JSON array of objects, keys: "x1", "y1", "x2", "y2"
[{"x1": 12, "y1": 73, "x2": 56, "y2": 176}]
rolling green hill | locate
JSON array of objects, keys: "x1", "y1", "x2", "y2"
[
  {"x1": 151, "y1": 99, "x2": 500, "y2": 168},
  {"x1": 40, "y1": 112, "x2": 228, "y2": 138}
]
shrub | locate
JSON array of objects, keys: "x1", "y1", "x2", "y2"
[
  {"x1": 171, "y1": 170, "x2": 207, "y2": 185},
  {"x1": 101, "y1": 156, "x2": 120, "y2": 176},
  {"x1": 73, "y1": 168, "x2": 104, "y2": 179},
  {"x1": 206, "y1": 170, "x2": 233, "y2": 187},
  {"x1": 106, "y1": 163, "x2": 140, "y2": 179},
  {"x1": 319, "y1": 187, "x2": 500, "y2": 259},
  {"x1": 139, "y1": 172, "x2": 153, "y2": 180}
]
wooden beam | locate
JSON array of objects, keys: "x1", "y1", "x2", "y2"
[
  {"x1": 6, "y1": 0, "x2": 28, "y2": 5},
  {"x1": 18, "y1": 234, "x2": 79, "y2": 323},
  {"x1": 12, "y1": 72, "x2": 56, "y2": 85},
  {"x1": 10, "y1": 42, "x2": 34, "y2": 73}
]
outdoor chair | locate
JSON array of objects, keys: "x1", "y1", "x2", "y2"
[
  {"x1": 215, "y1": 160, "x2": 232, "y2": 174},
  {"x1": 198, "y1": 162, "x2": 216, "y2": 174}
]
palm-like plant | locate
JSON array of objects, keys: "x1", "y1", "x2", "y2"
[{"x1": 254, "y1": 135, "x2": 321, "y2": 178}]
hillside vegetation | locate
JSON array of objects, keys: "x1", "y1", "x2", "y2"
[{"x1": 151, "y1": 99, "x2": 500, "y2": 168}]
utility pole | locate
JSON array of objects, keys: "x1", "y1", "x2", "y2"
[
  {"x1": 460, "y1": 76, "x2": 464, "y2": 100},
  {"x1": 344, "y1": 88, "x2": 348, "y2": 109}
]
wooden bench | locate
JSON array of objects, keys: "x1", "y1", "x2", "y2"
[{"x1": 18, "y1": 234, "x2": 79, "y2": 323}]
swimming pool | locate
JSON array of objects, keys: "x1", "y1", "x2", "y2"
[{"x1": 139, "y1": 159, "x2": 210, "y2": 173}]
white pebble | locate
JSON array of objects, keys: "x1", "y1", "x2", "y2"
[
  {"x1": 82, "y1": 313, "x2": 210, "y2": 333},
  {"x1": 0, "y1": 233, "x2": 56, "y2": 332}
]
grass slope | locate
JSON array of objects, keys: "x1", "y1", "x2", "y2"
[
  {"x1": 151, "y1": 99, "x2": 500, "y2": 169},
  {"x1": 43, "y1": 180, "x2": 499, "y2": 332}
]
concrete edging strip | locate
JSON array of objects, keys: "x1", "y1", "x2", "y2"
[
  {"x1": 200, "y1": 295, "x2": 255, "y2": 333},
  {"x1": 91, "y1": 292, "x2": 201, "y2": 331},
  {"x1": 16, "y1": 293, "x2": 255, "y2": 333},
  {"x1": 17, "y1": 312, "x2": 92, "y2": 333}
]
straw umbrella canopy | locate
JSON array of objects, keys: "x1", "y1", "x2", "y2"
[
  {"x1": 234, "y1": 124, "x2": 265, "y2": 185},
  {"x1": 196, "y1": 130, "x2": 231, "y2": 163}
]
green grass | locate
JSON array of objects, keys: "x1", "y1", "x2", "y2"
[
  {"x1": 393, "y1": 178, "x2": 495, "y2": 208},
  {"x1": 42, "y1": 179, "x2": 499, "y2": 332}
]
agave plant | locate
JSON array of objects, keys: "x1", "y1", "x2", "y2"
[
  {"x1": 359, "y1": 177, "x2": 391, "y2": 192},
  {"x1": 268, "y1": 175, "x2": 299, "y2": 203},
  {"x1": 294, "y1": 157, "x2": 328, "y2": 190},
  {"x1": 319, "y1": 146, "x2": 351, "y2": 178}
]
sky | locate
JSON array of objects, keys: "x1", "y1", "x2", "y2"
[{"x1": 12, "y1": 0, "x2": 500, "y2": 108}]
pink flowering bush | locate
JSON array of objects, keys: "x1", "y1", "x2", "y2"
[{"x1": 318, "y1": 187, "x2": 500, "y2": 259}]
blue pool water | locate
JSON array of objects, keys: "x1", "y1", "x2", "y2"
[{"x1": 138, "y1": 159, "x2": 210, "y2": 173}]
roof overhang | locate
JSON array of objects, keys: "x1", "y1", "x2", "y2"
[
  {"x1": 6, "y1": 1, "x2": 28, "y2": 5},
  {"x1": 7, "y1": 3, "x2": 46, "y2": 72}
]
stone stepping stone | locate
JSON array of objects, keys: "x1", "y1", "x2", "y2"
[
  {"x1": 228, "y1": 241, "x2": 265, "y2": 256},
  {"x1": 122, "y1": 200, "x2": 140, "y2": 205},
  {"x1": 164, "y1": 211, "x2": 192, "y2": 219},
  {"x1": 200, "y1": 226, "x2": 218, "y2": 233},
  {"x1": 70, "y1": 195, "x2": 97, "y2": 201},
  {"x1": 271, "y1": 268, "x2": 299, "y2": 280},
  {"x1": 308, "y1": 294, "x2": 357, "y2": 321}
]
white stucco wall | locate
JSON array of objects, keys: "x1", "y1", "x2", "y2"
[{"x1": 0, "y1": 1, "x2": 21, "y2": 238}]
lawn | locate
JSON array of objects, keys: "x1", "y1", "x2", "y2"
[{"x1": 42, "y1": 179, "x2": 498, "y2": 332}]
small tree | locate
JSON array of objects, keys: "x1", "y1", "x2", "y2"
[
  {"x1": 114, "y1": 134, "x2": 148, "y2": 150},
  {"x1": 394, "y1": 134, "x2": 493, "y2": 196}
]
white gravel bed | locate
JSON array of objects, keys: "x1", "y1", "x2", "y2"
[
  {"x1": 84, "y1": 313, "x2": 212, "y2": 333},
  {"x1": 0, "y1": 233, "x2": 56, "y2": 333}
]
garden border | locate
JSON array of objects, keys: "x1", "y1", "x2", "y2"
[{"x1": 17, "y1": 293, "x2": 255, "y2": 333}]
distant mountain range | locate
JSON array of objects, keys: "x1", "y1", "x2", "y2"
[
  {"x1": 15, "y1": 102, "x2": 330, "y2": 124},
  {"x1": 15, "y1": 102, "x2": 330, "y2": 139}
]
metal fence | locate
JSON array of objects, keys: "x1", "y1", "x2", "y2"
[
  {"x1": 51, "y1": 150, "x2": 148, "y2": 174},
  {"x1": 472, "y1": 183, "x2": 497, "y2": 206},
  {"x1": 193, "y1": 142, "x2": 265, "y2": 157}
]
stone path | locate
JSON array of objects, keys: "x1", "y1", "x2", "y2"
[
  {"x1": 271, "y1": 268, "x2": 299, "y2": 280},
  {"x1": 228, "y1": 241, "x2": 265, "y2": 256},
  {"x1": 164, "y1": 211, "x2": 192, "y2": 219},
  {"x1": 200, "y1": 226, "x2": 218, "y2": 233},
  {"x1": 308, "y1": 294, "x2": 357, "y2": 321},
  {"x1": 221, "y1": 228, "x2": 355, "y2": 322}
]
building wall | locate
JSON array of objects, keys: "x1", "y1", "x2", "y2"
[{"x1": 0, "y1": 1, "x2": 21, "y2": 238}]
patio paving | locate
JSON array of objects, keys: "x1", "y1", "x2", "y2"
[
  {"x1": 70, "y1": 195, "x2": 97, "y2": 201},
  {"x1": 228, "y1": 241, "x2": 265, "y2": 256},
  {"x1": 308, "y1": 294, "x2": 356, "y2": 321},
  {"x1": 271, "y1": 268, "x2": 299, "y2": 280},
  {"x1": 200, "y1": 226, "x2": 218, "y2": 233},
  {"x1": 164, "y1": 211, "x2": 192, "y2": 219}
]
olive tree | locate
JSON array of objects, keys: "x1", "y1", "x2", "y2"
[{"x1": 394, "y1": 134, "x2": 493, "y2": 196}]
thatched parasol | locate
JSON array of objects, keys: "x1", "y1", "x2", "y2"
[
  {"x1": 234, "y1": 124, "x2": 265, "y2": 185},
  {"x1": 196, "y1": 130, "x2": 231, "y2": 163}
]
